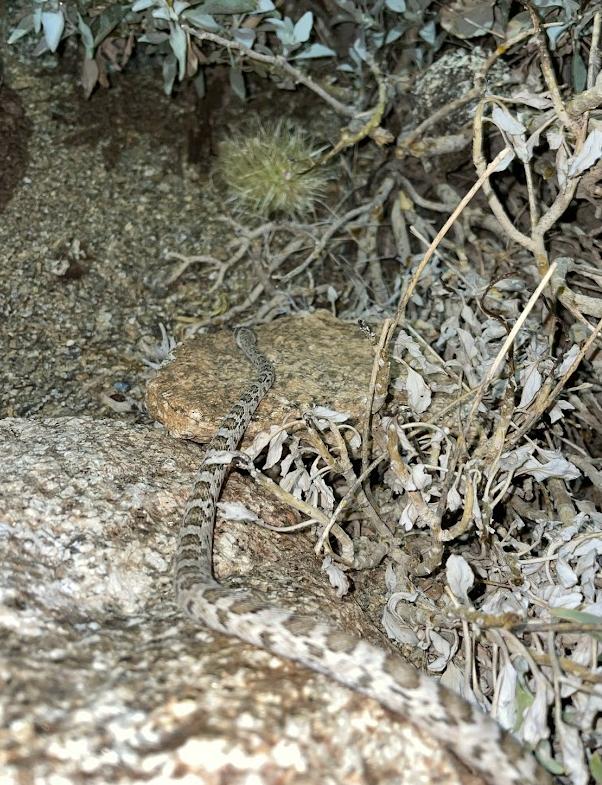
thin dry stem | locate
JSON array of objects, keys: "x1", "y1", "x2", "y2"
[
  {"x1": 183, "y1": 26, "x2": 355, "y2": 117},
  {"x1": 361, "y1": 318, "x2": 394, "y2": 477},
  {"x1": 314, "y1": 454, "x2": 387, "y2": 556},
  {"x1": 394, "y1": 146, "x2": 512, "y2": 328},
  {"x1": 525, "y1": 2, "x2": 580, "y2": 136},
  {"x1": 463, "y1": 262, "x2": 557, "y2": 432},
  {"x1": 507, "y1": 316, "x2": 602, "y2": 447}
]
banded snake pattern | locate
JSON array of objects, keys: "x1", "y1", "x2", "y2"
[{"x1": 174, "y1": 326, "x2": 553, "y2": 785}]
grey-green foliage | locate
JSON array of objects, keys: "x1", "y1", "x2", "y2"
[
  {"x1": 7, "y1": 0, "x2": 430, "y2": 97},
  {"x1": 7, "y1": 0, "x2": 582, "y2": 99}
]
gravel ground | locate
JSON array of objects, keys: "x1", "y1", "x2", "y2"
[{"x1": 0, "y1": 37, "x2": 275, "y2": 421}]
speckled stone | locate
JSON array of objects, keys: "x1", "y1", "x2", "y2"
[
  {"x1": 0, "y1": 416, "x2": 479, "y2": 785},
  {"x1": 146, "y1": 310, "x2": 375, "y2": 442}
]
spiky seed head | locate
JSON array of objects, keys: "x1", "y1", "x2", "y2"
[{"x1": 216, "y1": 121, "x2": 328, "y2": 219}]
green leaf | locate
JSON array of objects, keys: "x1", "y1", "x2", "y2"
[
  {"x1": 162, "y1": 53, "x2": 177, "y2": 95},
  {"x1": 78, "y1": 14, "x2": 95, "y2": 59},
  {"x1": 293, "y1": 11, "x2": 313, "y2": 43},
  {"x1": 229, "y1": 66, "x2": 246, "y2": 100},
  {"x1": 591, "y1": 752, "x2": 602, "y2": 784},
  {"x1": 546, "y1": 23, "x2": 568, "y2": 50},
  {"x1": 533, "y1": 0, "x2": 579, "y2": 14},
  {"x1": 293, "y1": 43, "x2": 336, "y2": 59},
  {"x1": 193, "y1": 69, "x2": 206, "y2": 98},
  {"x1": 550, "y1": 607, "x2": 602, "y2": 641},
  {"x1": 33, "y1": 7, "x2": 42, "y2": 34},
  {"x1": 550, "y1": 607, "x2": 602, "y2": 625},
  {"x1": 193, "y1": 0, "x2": 257, "y2": 14},
  {"x1": 93, "y1": 5, "x2": 129, "y2": 48},
  {"x1": 183, "y1": 10, "x2": 221, "y2": 31},
  {"x1": 535, "y1": 747, "x2": 565, "y2": 776},
  {"x1": 8, "y1": 15, "x2": 35, "y2": 45},
  {"x1": 571, "y1": 52, "x2": 587, "y2": 92},
  {"x1": 41, "y1": 10, "x2": 65, "y2": 53},
  {"x1": 232, "y1": 27, "x2": 255, "y2": 47},
  {"x1": 419, "y1": 20, "x2": 436, "y2": 45},
  {"x1": 169, "y1": 23, "x2": 188, "y2": 81},
  {"x1": 513, "y1": 681, "x2": 534, "y2": 732},
  {"x1": 131, "y1": 0, "x2": 156, "y2": 10},
  {"x1": 139, "y1": 32, "x2": 170, "y2": 44},
  {"x1": 81, "y1": 57, "x2": 99, "y2": 99}
]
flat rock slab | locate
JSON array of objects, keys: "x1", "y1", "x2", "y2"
[
  {"x1": 0, "y1": 416, "x2": 479, "y2": 785},
  {"x1": 146, "y1": 310, "x2": 374, "y2": 442}
]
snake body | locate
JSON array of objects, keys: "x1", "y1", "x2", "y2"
[{"x1": 175, "y1": 327, "x2": 552, "y2": 785}]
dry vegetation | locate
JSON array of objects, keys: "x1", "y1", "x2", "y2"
[{"x1": 7, "y1": 1, "x2": 602, "y2": 782}]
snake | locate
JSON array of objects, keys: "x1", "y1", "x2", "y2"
[{"x1": 174, "y1": 326, "x2": 553, "y2": 785}]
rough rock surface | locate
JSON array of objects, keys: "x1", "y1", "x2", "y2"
[
  {"x1": 1, "y1": 416, "x2": 482, "y2": 785},
  {"x1": 146, "y1": 310, "x2": 375, "y2": 442},
  {"x1": 146, "y1": 309, "x2": 469, "y2": 456}
]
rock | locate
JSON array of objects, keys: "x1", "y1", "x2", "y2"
[
  {"x1": 0, "y1": 416, "x2": 481, "y2": 785},
  {"x1": 410, "y1": 48, "x2": 512, "y2": 133},
  {"x1": 146, "y1": 310, "x2": 374, "y2": 443}
]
